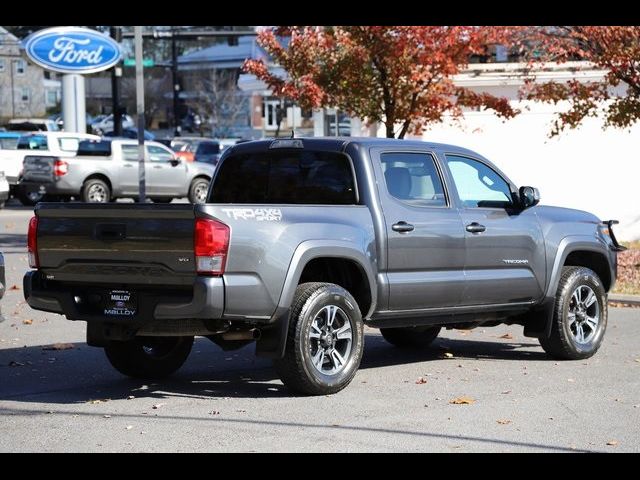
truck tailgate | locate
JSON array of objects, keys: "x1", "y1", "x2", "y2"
[
  {"x1": 23, "y1": 155, "x2": 56, "y2": 183},
  {"x1": 36, "y1": 203, "x2": 196, "y2": 286}
]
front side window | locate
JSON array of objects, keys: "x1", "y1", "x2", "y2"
[
  {"x1": 211, "y1": 150, "x2": 356, "y2": 205},
  {"x1": 380, "y1": 152, "x2": 447, "y2": 207},
  {"x1": 147, "y1": 145, "x2": 174, "y2": 162},
  {"x1": 446, "y1": 155, "x2": 513, "y2": 208}
]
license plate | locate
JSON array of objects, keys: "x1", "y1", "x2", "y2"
[{"x1": 104, "y1": 289, "x2": 137, "y2": 317}]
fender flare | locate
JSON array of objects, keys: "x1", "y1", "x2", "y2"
[{"x1": 256, "y1": 240, "x2": 377, "y2": 358}]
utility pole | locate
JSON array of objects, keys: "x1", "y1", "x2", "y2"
[
  {"x1": 171, "y1": 29, "x2": 181, "y2": 137},
  {"x1": 134, "y1": 26, "x2": 146, "y2": 203},
  {"x1": 110, "y1": 26, "x2": 123, "y2": 136}
]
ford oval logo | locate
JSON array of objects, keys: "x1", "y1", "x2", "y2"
[{"x1": 23, "y1": 27, "x2": 122, "y2": 74}]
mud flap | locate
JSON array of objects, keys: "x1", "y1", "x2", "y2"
[{"x1": 255, "y1": 308, "x2": 290, "y2": 359}]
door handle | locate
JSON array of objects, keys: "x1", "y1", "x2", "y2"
[
  {"x1": 392, "y1": 221, "x2": 414, "y2": 233},
  {"x1": 153, "y1": 165, "x2": 162, "y2": 169},
  {"x1": 466, "y1": 222, "x2": 486, "y2": 233},
  {"x1": 123, "y1": 164, "x2": 133, "y2": 168}
]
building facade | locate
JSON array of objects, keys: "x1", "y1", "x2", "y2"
[{"x1": 0, "y1": 27, "x2": 60, "y2": 122}]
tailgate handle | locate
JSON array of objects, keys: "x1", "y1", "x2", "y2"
[{"x1": 95, "y1": 224, "x2": 126, "y2": 241}]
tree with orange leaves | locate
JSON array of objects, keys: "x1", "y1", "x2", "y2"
[
  {"x1": 243, "y1": 26, "x2": 518, "y2": 138},
  {"x1": 521, "y1": 26, "x2": 640, "y2": 136}
]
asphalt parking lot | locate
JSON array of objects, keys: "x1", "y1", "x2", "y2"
[{"x1": 1, "y1": 203, "x2": 639, "y2": 452}]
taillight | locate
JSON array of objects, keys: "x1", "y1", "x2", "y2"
[
  {"x1": 54, "y1": 159, "x2": 68, "y2": 177},
  {"x1": 28, "y1": 216, "x2": 39, "y2": 268},
  {"x1": 194, "y1": 218, "x2": 230, "y2": 275}
]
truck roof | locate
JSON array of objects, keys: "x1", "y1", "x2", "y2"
[{"x1": 226, "y1": 136, "x2": 483, "y2": 159}]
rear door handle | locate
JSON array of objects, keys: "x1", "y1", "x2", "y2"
[
  {"x1": 466, "y1": 222, "x2": 486, "y2": 233},
  {"x1": 153, "y1": 165, "x2": 162, "y2": 169},
  {"x1": 392, "y1": 221, "x2": 414, "y2": 233}
]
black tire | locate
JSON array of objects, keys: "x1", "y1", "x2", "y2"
[
  {"x1": 274, "y1": 282, "x2": 364, "y2": 395},
  {"x1": 152, "y1": 198, "x2": 173, "y2": 203},
  {"x1": 104, "y1": 336, "x2": 194, "y2": 379},
  {"x1": 380, "y1": 326, "x2": 441, "y2": 348},
  {"x1": 188, "y1": 177, "x2": 209, "y2": 204},
  {"x1": 82, "y1": 178, "x2": 111, "y2": 203},
  {"x1": 0, "y1": 200, "x2": 4, "y2": 209},
  {"x1": 17, "y1": 189, "x2": 44, "y2": 206},
  {"x1": 539, "y1": 266, "x2": 607, "y2": 360}
]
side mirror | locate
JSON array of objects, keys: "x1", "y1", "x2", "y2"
[
  {"x1": 169, "y1": 157, "x2": 181, "y2": 167},
  {"x1": 519, "y1": 186, "x2": 540, "y2": 209}
]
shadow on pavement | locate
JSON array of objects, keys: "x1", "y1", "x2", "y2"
[{"x1": 0, "y1": 332, "x2": 546, "y2": 404}]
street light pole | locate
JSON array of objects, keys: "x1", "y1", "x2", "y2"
[
  {"x1": 110, "y1": 26, "x2": 123, "y2": 136},
  {"x1": 134, "y1": 26, "x2": 146, "y2": 203},
  {"x1": 171, "y1": 30, "x2": 181, "y2": 137}
]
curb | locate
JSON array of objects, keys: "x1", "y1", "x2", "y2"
[{"x1": 609, "y1": 294, "x2": 640, "y2": 306}]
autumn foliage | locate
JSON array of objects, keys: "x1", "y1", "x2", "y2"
[
  {"x1": 521, "y1": 26, "x2": 640, "y2": 136},
  {"x1": 243, "y1": 26, "x2": 518, "y2": 138}
]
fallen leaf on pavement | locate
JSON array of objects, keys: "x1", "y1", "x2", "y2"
[
  {"x1": 501, "y1": 390, "x2": 512, "y2": 395},
  {"x1": 127, "y1": 396, "x2": 135, "y2": 400},
  {"x1": 209, "y1": 410, "x2": 220, "y2": 415},
  {"x1": 87, "y1": 399, "x2": 110, "y2": 404},
  {"x1": 42, "y1": 343, "x2": 74, "y2": 351},
  {"x1": 22, "y1": 319, "x2": 32, "y2": 325},
  {"x1": 635, "y1": 359, "x2": 640, "y2": 363},
  {"x1": 152, "y1": 403, "x2": 165, "y2": 409},
  {"x1": 415, "y1": 377, "x2": 427, "y2": 385},
  {"x1": 9, "y1": 285, "x2": 20, "y2": 291},
  {"x1": 443, "y1": 352, "x2": 454, "y2": 359},
  {"x1": 8, "y1": 361, "x2": 25, "y2": 367},
  {"x1": 126, "y1": 426, "x2": 133, "y2": 430},
  {"x1": 450, "y1": 396, "x2": 475, "y2": 405},
  {"x1": 103, "y1": 415, "x2": 112, "y2": 419},
  {"x1": 567, "y1": 378, "x2": 575, "y2": 383},
  {"x1": 606, "y1": 440, "x2": 618, "y2": 446},
  {"x1": 496, "y1": 419, "x2": 512, "y2": 425},
  {"x1": 499, "y1": 333, "x2": 514, "y2": 339}
]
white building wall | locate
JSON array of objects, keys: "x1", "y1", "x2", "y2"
[{"x1": 413, "y1": 100, "x2": 640, "y2": 241}]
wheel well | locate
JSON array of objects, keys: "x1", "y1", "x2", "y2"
[
  {"x1": 298, "y1": 257, "x2": 372, "y2": 316},
  {"x1": 564, "y1": 250, "x2": 612, "y2": 291},
  {"x1": 192, "y1": 175, "x2": 211, "y2": 183},
  {"x1": 83, "y1": 174, "x2": 112, "y2": 192}
]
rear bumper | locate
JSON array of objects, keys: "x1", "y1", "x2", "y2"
[
  {"x1": 23, "y1": 270, "x2": 225, "y2": 327},
  {"x1": 19, "y1": 179, "x2": 78, "y2": 196}
]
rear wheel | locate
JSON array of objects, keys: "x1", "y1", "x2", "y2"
[
  {"x1": 188, "y1": 178, "x2": 209, "y2": 204},
  {"x1": 539, "y1": 266, "x2": 607, "y2": 360},
  {"x1": 82, "y1": 178, "x2": 111, "y2": 203},
  {"x1": 104, "y1": 336, "x2": 194, "y2": 379},
  {"x1": 380, "y1": 326, "x2": 441, "y2": 348},
  {"x1": 274, "y1": 282, "x2": 364, "y2": 395}
]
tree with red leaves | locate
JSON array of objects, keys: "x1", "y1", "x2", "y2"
[
  {"x1": 243, "y1": 26, "x2": 518, "y2": 138},
  {"x1": 521, "y1": 26, "x2": 640, "y2": 136}
]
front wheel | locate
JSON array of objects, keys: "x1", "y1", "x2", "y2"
[
  {"x1": 539, "y1": 266, "x2": 607, "y2": 360},
  {"x1": 104, "y1": 336, "x2": 194, "y2": 379},
  {"x1": 188, "y1": 178, "x2": 209, "y2": 204},
  {"x1": 274, "y1": 282, "x2": 364, "y2": 395}
]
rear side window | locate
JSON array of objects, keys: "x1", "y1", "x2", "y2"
[
  {"x1": 57, "y1": 137, "x2": 80, "y2": 152},
  {"x1": 76, "y1": 140, "x2": 112, "y2": 156},
  {"x1": 380, "y1": 152, "x2": 447, "y2": 207},
  {"x1": 17, "y1": 135, "x2": 48, "y2": 150},
  {"x1": 210, "y1": 150, "x2": 356, "y2": 204}
]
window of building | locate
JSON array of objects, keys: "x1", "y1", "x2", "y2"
[
  {"x1": 15, "y1": 59, "x2": 26, "y2": 75},
  {"x1": 264, "y1": 99, "x2": 281, "y2": 130},
  {"x1": 20, "y1": 87, "x2": 30, "y2": 102},
  {"x1": 380, "y1": 152, "x2": 447, "y2": 207},
  {"x1": 0, "y1": 59, "x2": 5, "y2": 72}
]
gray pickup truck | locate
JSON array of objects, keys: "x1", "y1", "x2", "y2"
[
  {"x1": 23, "y1": 137, "x2": 623, "y2": 395},
  {"x1": 20, "y1": 138, "x2": 214, "y2": 204}
]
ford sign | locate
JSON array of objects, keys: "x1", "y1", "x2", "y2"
[{"x1": 23, "y1": 27, "x2": 122, "y2": 74}]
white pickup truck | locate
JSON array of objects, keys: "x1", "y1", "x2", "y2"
[{"x1": 0, "y1": 131, "x2": 99, "y2": 205}]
